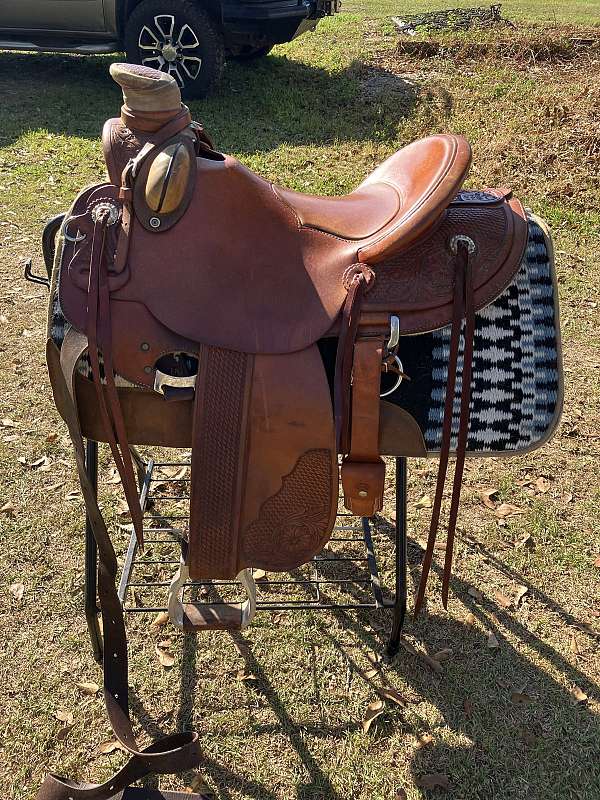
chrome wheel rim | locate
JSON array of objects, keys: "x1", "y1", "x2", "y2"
[{"x1": 138, "y1": 14, "x2": 202, "y2": 85}]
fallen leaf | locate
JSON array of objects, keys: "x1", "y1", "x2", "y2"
[
  {"x1": 494, "y1": 591, "x2": 513, "y2": 609},
  {"x1": 10, "y1": 582, "x2": 24, "y2": 601},
  {"x1": 117, "y1": 499, "x2": 131, "y2": 517},
  {"x1": 400, "y1": 639, "x2": 443, "y2": 674},
  {"x1": 562, "y1": 492, "x2": 573, "y2": 503},
  {"x1": 534, "y1": 476, "x2": 551, "y2": 493},
  {"x1": 395, "y1": 790, "x2": 408, "y2": 800},
  {"x1": 55, "y1": 724, "x2": 75, "y2": 742},
  {"x1": 252, "y1": 568, "x2": 267, "y2": 580},
  {"x1": 415, "y1": 733, "x2": 434, "y2": 749},
  {"x1": 189, "y1": 775, "x2": 213, "y2": 796},
  {"x1": 468, "y1": 586, "x2": 484, "y2": 602},
  {"x1": 149, "y1": 611, "x2": 170, "y2": 629},
  {"x1": 236, "y1": 668, "x2": 258, "y2": 682},
  {"x1": 463, "y1": 699, "x2": 474, "y2": 718},
  {"x1": 570, "y1": 634, "x2": 580, "y2": 654},
  {"x1": 514, "y1": 585, "x2": 529, "y2": 606},
  {"x1": 106, "y1": 469, "x2": 122, "y2": 485},
  {"x1": 511, "y1": 692, "x2": 533, "y2": 705},
  {"x1": 378, "y1": 686, "x2": 408, "y2": 706},
  {"x1": 46, "y1": 432, "x2": 59, "y2": 444},
  {"x1": 495, "y1": 503, "x2": 524, "y2": 518},
  {"x1": 362, "y1": 699, "x2": 385, "y2": 733},
  {"x1": 487, "y1": 631, "x2": 500, "y2": 650},
  {"x1": 2, "y1": 502, "x2": 16, "y2": 517},
  {"x1": 155, "y1": 643, "x2": 175, "y2": 668},
  {"x1": 416, "y1": 495, "x2": 432, "y2": 509},
  {"x1": 30, "y1": 455, "x2": 50, "y2": 469},
  {"x1": 161, "y1": 465, "x2": 188, "y2": 480},
  {"x1": 55, "y1": 709, "x2": 74, "y2": 725},
  {"x1": 465, "y1": 612, "x2": 476, "y2": 625},
  {"x1": 570, "y1": 686, "x2": 588, "y2": 704},
  {"x1": 1, "y1": 417, "x2": 18, "y2": 428},
  {"x1": 64, "y1": 490, "x2": 80, "y2": 501},
  {"x1": 416, "y1": 773, "x2": 451, "y2": 791},
  {"x1": 96, "y1": 739, "x2": 128, "y2": 755},
  {"x1": 76, "y1": 681, "x2": 100, "y2": 695},
  {"x1": 480, "y1": 488, "x2": 499, "y2": 509},
  {"x1": 364, "y1": 667, "x2": 379, "y2": 679},
  {"x1": 516, "y1": 533, "x2": 535, "y2": 549},
  {"x1": 594, "y1": 555, "x2": 600, "y2": 569},
  {"x1": 433, "y1": 648, "x2": 453, "y2": 662}
]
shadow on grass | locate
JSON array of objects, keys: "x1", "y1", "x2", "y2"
[
  {"x1": 122, "y1": 522, "x2": 598, "y2": 798},
  {"x1": 0, "y1": 51, "x2": 419, "y2": 154}
]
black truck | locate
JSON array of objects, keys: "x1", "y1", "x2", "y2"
[{"x1": 0, "y1": 0, "x2": 339, "y2": 96}]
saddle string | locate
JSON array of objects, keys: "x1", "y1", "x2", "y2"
[
  {"x1": 414, "y1": 240, "x2": 474, "y2": 615},
  {"x1": 441, "y1": 248, "x2": 475, "y2": 608},
  {"x1": 86, "y1": 209, "x2": 144, "y2": 546}
]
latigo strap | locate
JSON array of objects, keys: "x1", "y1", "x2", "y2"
[{"x1": 45, "y1": 337, "x2": 202, "y2": 800}]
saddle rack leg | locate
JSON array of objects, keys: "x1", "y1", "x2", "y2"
[
  {"x1": 84, "y1": 439, "x2": 103, "y2": 663},
  {"x1": 386, "y1": 456, "x2": 408, "y2": 658}
]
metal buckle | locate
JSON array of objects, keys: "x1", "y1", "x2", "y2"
[
  {"x1": 381, "y1": 315, "x2": 404, "y2": 398},
  {"x1": 153, "y1": 369, "x2": 197, "y2": 395},
  {"x1": 63, "y1": 220, "x2": 87, "y2": 243},
  {"x1": 380, "y1": 354, "x2": 404, "y2": 397}
]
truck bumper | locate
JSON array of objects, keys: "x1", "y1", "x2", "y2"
[{"x1": 222, "y1": 0, "x2": 339, "y2": 43}]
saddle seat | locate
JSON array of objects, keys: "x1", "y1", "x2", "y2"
[{"x1": 275, "y1": 134, "x2": 472, "y2": 262}]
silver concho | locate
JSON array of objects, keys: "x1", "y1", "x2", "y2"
[
  {"x1": 91, "y1": 201, "x2": 120, "y2": 226},
  {"x1": 449, "y1": 233, "x2": 477, "y2": 255}
]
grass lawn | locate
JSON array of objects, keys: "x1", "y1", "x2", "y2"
[
  {"x1": 346, "y1": 0, "x2": 600, "y2": 23},
  {"x1": 0, "y1": 2, "x2": 599, "y2": 799}
]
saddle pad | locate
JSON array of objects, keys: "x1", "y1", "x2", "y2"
[{"x1": 384, "y1": 213, "x2": 563, "y2": 455}]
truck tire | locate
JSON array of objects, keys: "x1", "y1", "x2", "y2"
[{"x1": 124, "y1": 0, "x2": 225, "y2": 98}]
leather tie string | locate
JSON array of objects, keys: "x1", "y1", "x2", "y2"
[
  {"x1": 414, "y1": 240, "x2": 475, "y2": 615},
  {"x1": 86, "y1": 209, "x2": 144, "y2": 546}
]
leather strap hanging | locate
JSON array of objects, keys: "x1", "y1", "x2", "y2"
[
  {"x1": 334, "y1": 267, "x2": 372, "y2": 453},
  {"x1": 86, "y1": 209, "x2": 144, "y2": 545},
  {"x1": 341, "y1": 336, "x2": 386, "y2": 517},
  {"x1": 42, "y1": 337, "x2": 203, "y2": 800},
  {"x1": 414, "y1": 239, "x2": 475, "y2": 614}
]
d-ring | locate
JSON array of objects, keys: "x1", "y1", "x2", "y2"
[
  {"x1": 380, "y1": 354, "x2": 404, "y2": 397},
  {"x1": 63, "y1": 221, "x2": 86, "y2": 243}
]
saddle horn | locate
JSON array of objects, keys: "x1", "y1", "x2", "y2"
[{"x1": 109, "y1": 62, "x2": 185, "y2": 132}]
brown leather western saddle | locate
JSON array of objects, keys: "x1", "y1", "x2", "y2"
[{"x1": 42, "y1": 63, "x2": 527, "y2": 799}]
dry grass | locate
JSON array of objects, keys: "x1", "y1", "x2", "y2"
[
  {"x1": 395, "y1": 26, "x2": 600, "y2": 65},
  {"x1": 1, "y1": 12, "x2": 599, "y2": 800}
]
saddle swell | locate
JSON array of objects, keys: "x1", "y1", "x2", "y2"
[{"x1": 43, "y1": 61, "x2": 533, "y2": 800}]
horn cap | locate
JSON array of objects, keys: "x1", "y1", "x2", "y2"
[{"x1": 110, "y1": 63, "x2": 182, "y2": 113}]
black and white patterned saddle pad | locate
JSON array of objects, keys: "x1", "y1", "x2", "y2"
[
  {"x1": 382, "y1": 212, "x2": 563, "y2": 456},
  {"x1": 51, "y1": 213, "x2": 562, "y2": 458}
]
